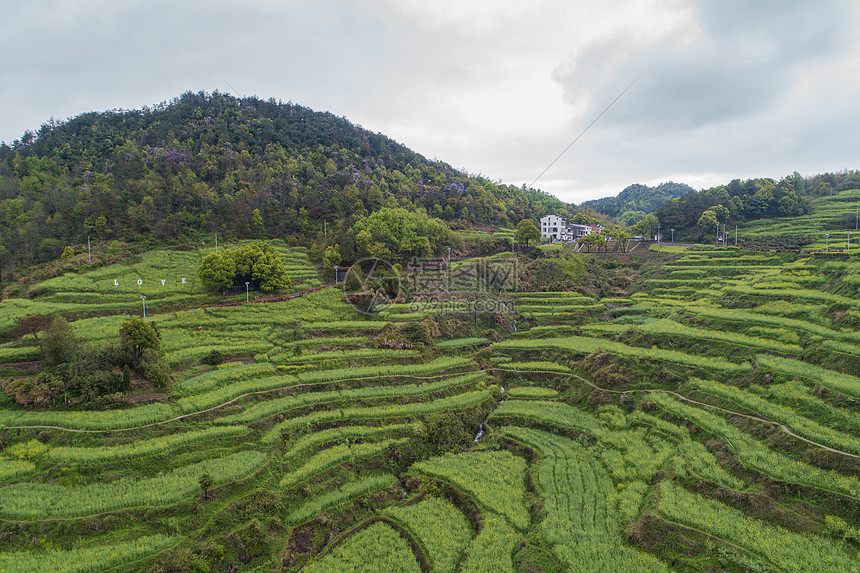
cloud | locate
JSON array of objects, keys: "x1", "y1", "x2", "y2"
[{"x1": 555, "y1": 0, "x2": 854, "y2": 131}]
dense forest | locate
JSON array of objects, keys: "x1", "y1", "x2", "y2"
[
  {"x1": 656, "y1": 171, "x2": 860, "y2": 241},
  {"x1": 580, "y1": 181, "x2": 693, "y2": 221},
  {"x1": 0, "y1": 91, "x2": 575, "y2": 275}
]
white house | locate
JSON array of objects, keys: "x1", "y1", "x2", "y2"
[
  {"x1": 540, "y1": 214, "x2": 569, "y2": 241},
  {"x1": 540, "y1": 215, "x2": 601, "y2": 243}
]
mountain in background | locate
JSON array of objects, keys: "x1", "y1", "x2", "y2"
[
  {"x1": 580, "y1": 181, "x2": 695, "y2": 219},
  {"x1": 0, "y1": 90, "x2": 579, "y2": 272}
]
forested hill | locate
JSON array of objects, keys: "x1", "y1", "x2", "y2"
[
  {"x1": 0, "y1": 90, "x2": 571, "y2": 268},
  {"x1": 656, "y1": 171, "x2": 860, "y2": 240},
  {"x1": 580, "y1": 181, "x2": 694, "y2": 219}
]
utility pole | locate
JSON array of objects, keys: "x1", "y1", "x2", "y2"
[
  {"x1": 245, "y1": 282, "x2": 250, "y2": 302},
  {"x1": 847, "y1": 231, "x2": 851, "y2": 252},
  {"x1": 447, "y1": 246, "x2": 452, "y2": 293},
  {"x1": 735, "y1": 225, "x2": 738, "y2": 246},
  {"x1": 670, "y1": 228, "x2": 674, "y2": 243},
  {"x1": 141, "y1": 295, "x2": 146, "y2": 318},
  {"x1": 88, "y1": 236, "x2": 92, "y2": 264},
  {"x1": 657, "y1": 225, "x2": 661, "y2": 253}
]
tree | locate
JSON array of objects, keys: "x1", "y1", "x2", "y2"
[
  {"x1": 606, "y1": 226, "x2": 631, "y2": 252},
  {"x1": 119, "y1": 318, "x2": 161, "y2": 366},
  {"x1": 578, "y1": 233, "x2": 605, "y2": 252},
  {"x1": 94, "y1": 214, "x2": 109, "y2": 237},
  {"x1": 617, "y1": 210, "x2": 646, "y2": 226},
  {"x1": 229, "y1": 242, "x2": 292, "y2": 292},
  {"x1": 61, "y1": 245, "x2": 74, "y2": 259},
  {"x1": 514, "y1": 219, "x2": 541, "y2": 247},
  {"x1": 10, "y1": 314, "x2": 53, "y2": 359},
  {"x1": 251, "y1": 208, "x2": 264, "y2": 238},
  {"x1": 697, "y1": 208, "x2": 720, "y2": 231},
  {"x1": 42, "y1": 317, "x2": 79, "y2": 367},
  {"x1": 635, "y1": 214, "x2": 660, "y2": 240},
  {"x1": 346, "y1": 208, "x2": 451, "y2": 261},
  {"x1": 198, "y1": 242, "x2": 292, "y2": 293},
  {"x1": 197, "y1": 252, "x2": 236, "y2": 290},
  {"x1": 199, "y1": 473, "x2": 214, "y2": 501},
  {"x1": 37, "y1": 238, "x2": 63, "y2": 263},
  {"x1": 322, "y1": 244, "x2": 342, "y2": 270}
]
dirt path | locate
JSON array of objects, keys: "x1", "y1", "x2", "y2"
[
  {"x1": 7, "y1": 363, "x2": 859, "y2": 463},
  {"x1": 496, "y1": 366, "x2": 860, "y2": 461}
]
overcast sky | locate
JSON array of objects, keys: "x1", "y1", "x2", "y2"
[{"x1": 2, "y1": 0, "x2": 858, "y2": 204}]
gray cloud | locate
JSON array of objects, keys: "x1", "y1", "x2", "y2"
[{"x1": 556, "y1": 0, "x2": 853, "y2": 131}]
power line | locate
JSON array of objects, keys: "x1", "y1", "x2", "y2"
[{"x1": 529, "y1": 78, "x2": 637, "y2": 189}]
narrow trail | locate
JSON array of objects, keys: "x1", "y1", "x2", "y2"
[
  {"x1": 6, "y1": 364, "x2": 859, "y2": 461},
  {"x1": 571, "y1": 373, "x2": 860, "y2": 460},
  {"x1": 0, "y1": 370, "x2": 473, "y2": 434},
  {"x1": 495, "y1": 367, "x2": 860, "y2": 461}
]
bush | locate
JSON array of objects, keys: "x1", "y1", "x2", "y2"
[
  {"x1": 200, "y1": 350, "x2": 225, "y2": 366},
  {"x1": 42, "y1": 317, "x2": 79, "y2": 367},
  {"x1": 402, "y1": 322, "x2": 429, "y2": 345},
  {"x1": 120, "y1": 318, "x2": 161, "y2": 366},
  {"x1": 140, "y1": 349, "x2": 174, "y2": 390}
]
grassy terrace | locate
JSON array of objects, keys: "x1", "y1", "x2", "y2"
[{"x1": 2, "y1": 240, "x2": 860, "y2": 571}]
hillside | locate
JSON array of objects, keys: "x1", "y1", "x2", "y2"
[
  {"x1": 2, "y1": 244, "x2": 860, "y2": 571},
  {"x1": 579, "y1": 181, "x2": 694, "y2": 220},
  {"x1": 0, "y1": 91, "x2": 573, "y2": 275},
  {"x1": 657, "y1": 171, "x2": 860, "y2": 242}
]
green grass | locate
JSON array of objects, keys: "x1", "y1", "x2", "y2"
[
  {"x1": 498, "y1": 426, "x2": 670, "y2": 572},
  {"x1": 280, "y1": 439, "x2": 408, "y2": 489},
  {"x1": 583, "y1": 317, "x2": 801, "y2": 354},
  {"x1": 658, "y1": 481, "x2": 859, "y2": 573},
  {"x1": 496, "y1": 361, "x2": 571, "y2": 373},
  {"x1": 45, "y1": 426, "x2": 249, "y2": 464},
  {"x1": 0, "y1": 402, "x2": 180, "y2": 431},
  {"x1": 284, "y1": 424, "x2": 414, "y2": 461},
  {"x1": 261, "y1": 389, "x2": 493, "y2": 445},
  {"x1": 459, "y1": 513, "x2": 520, "y2": 573},
  {"x1": 505, "y1": 387, "x2": 559, "y2": 399},
  {"x1": 303, "y1": 521, "x2": 421, "y2": 573},
  {"x1": 436, "y1": 337, "x2": 489, "y2": 348},
  {"x1": 757, "y1": 354, "x2": 860, "y2": 399},
  {"x1": 650, "y1": 392, "x2": 860, "y2": 499},
  {"x1": 0, "y1": 534, "x2": 177, "y2": 573},
  {"x1": 219, "y1": 372, "x2": 484, "y2": 425},
  {"x1": 0, "y1": 450, "x2": 266, "y2": 519},
  {"x1": 689, "y1": 378, "x2": 860, "y2": 455},
  {"x1": 287, "y1": 474, "x2": 400, "y2": 525},
  {"x1": 494, "y1": 335, "x2": 751, "y2": 374},
  {"x1": 385, "y1": 497, "x2": 473, "y2": 573},
  {"x1": 413, "y1": 450, "x2": 529, "y2": 531}
]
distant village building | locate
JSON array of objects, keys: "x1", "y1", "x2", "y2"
[{"x1": 539, "y1": 215, "x2": 601, "y2": 243}]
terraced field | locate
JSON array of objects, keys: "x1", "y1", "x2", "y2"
[
  {"x1": 739, "y1": 188, "x2": 860, "y2": 250},
  {"x1": 2, "y1": 242, "x2": 860, "y2": 571},
  {"x1": 0, "y1": 241, "x2": 322, "y2": 332}
]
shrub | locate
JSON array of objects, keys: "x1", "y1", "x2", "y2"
[
  {"x1": 200, "y1": 349, "x2": 225, "y2": 366},
  {"x1": 42, "y1": 316, "x2": 79, "y2": 367}
]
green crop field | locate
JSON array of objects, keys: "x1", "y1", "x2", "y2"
[{"x1": 3, "y1": 239, "x2": 860, "y2": 572}]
